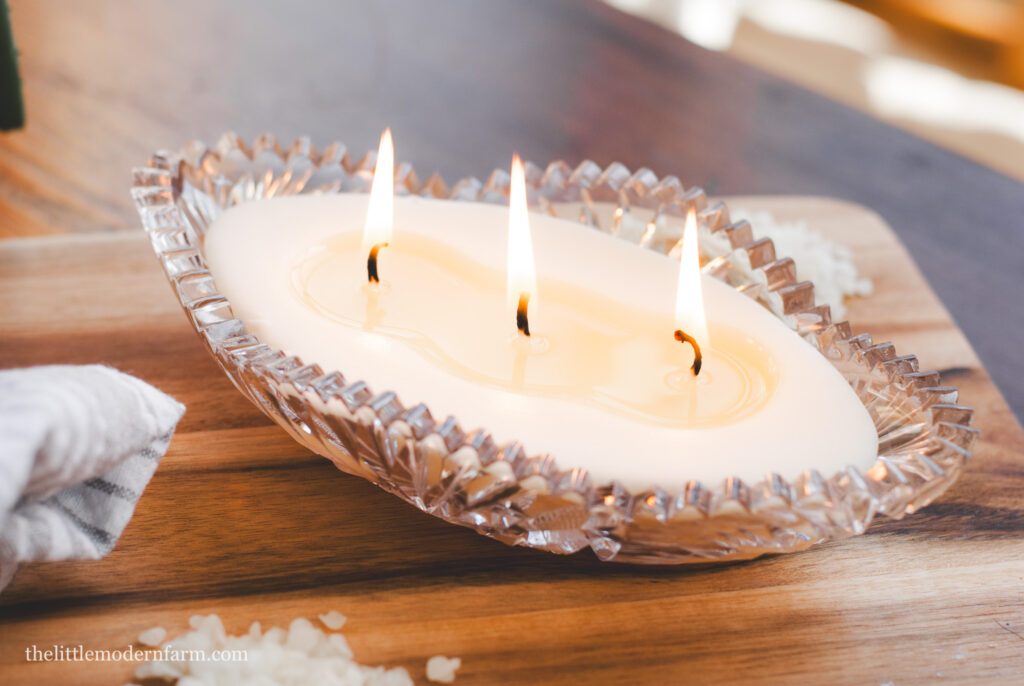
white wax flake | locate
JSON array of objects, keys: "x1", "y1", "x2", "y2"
[
  {"x1": 320, "y1": 610, "x2": 348, "y2": 630},
  {"x1": 135, "y1": 613, "x2": 414, "y2": 686},
  {"x1": 137, "y1": 626, "x2": 167, "y2": 647},
  {"x1": 285, "y1": 617, "x2": 320, "y2": 652},
  {"x1": 263, "y1": 626, "x2": 285, "y2": 644},
  {"x1": 731, "y1": 207, "x2": 874, "y2": 319},
  {"x1": 426, "y1": 655, "x2": 462, "y2": 683}
]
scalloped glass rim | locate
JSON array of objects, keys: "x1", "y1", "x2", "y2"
[{"x1": 131, "y1": 132, "x2": 977, "y2": 564}]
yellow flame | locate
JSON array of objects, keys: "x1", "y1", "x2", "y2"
[
  {"x1": 362, "y1": 128, "x2": 394, "y2": 253},
  {"x1": 675, "y1": 208, "x2": 710, "y2": 349},
  {"x1": 507, "y1": 154, "x2": 537, "y2": 312}
]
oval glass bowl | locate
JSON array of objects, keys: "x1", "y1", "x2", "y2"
[{"x1": 132, "y1": 133, "x2": 977, "y2": 564}]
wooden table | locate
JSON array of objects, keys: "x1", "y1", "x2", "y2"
[{"x1": 1, "y1": 1, "x2": 1023, "y2": 683}]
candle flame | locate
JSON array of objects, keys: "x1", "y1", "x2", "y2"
[
  {"x1": 507, "y1": 154, "x2": 537, "y2": 314},
  {"x1": 675, "y1": 208, "x2": 710, "y2": 350},
  {"x1": 362, "y1": 128, "x2": 394, "y2": 253}
]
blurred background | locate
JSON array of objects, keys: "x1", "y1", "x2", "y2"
[{"x1": 605, "y1": 0, "x2": 1024, "y2": 181}]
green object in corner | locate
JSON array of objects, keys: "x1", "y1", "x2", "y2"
[{"x1": 0, "y1": 0, "x2": 24, "y2": 130}]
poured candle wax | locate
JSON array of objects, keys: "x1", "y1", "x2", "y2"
[
  {"x1": 295, "y1": 231, "x2": 775, "y2": 428},
  {"x1": 204, "y1": 194, "x2": 878, "y2": 491}
]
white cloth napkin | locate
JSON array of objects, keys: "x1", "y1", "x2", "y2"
[{"x1": 0, "y1": 365, "x2": 185, "y2": 591}]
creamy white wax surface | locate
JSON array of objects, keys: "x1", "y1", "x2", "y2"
[{"x1": 204, "y1": 195, "x2": 878, "y2": 492}]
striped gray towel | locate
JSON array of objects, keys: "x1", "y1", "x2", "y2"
[{"x1": 0, "y1": 365, "x2": 185, "y2": 591}]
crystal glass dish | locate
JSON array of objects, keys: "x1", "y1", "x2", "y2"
[{"x1": 131, "y1": 133, "x2": 977, "y2": 564}]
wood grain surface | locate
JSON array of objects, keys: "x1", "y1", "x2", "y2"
[
  {"x1": 1, "y1": 196, "x2": 1022, "y2": 686},
  {"x1": 1, "y1": 0, "x2": 1022, "y2": 419}
]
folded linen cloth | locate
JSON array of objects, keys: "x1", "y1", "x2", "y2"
[{"x1": 0, "y1": 365, "x2": 185, "y2": 591}]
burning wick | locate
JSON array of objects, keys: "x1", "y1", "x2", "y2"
[
  {"x1": 674, "y1": 329, "x2": 703, "y2": 376},
  {"x1": 362, "y1": 128, "x2": 394, "y2": 284},
  {"x1": 673, "y1": 207, "x2": 709, "y2": 377},
  {"x1": 507, "y1": 154, "x2": 537, "y2": 338},
  {"x1": 516, "y1": 293, "x2": 531, "y2": 337},
  {"x1": 366, "y1": 242, "x2": 388, "y2": 283}
]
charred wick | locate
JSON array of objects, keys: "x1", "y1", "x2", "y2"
[
  {"x1": 674, "y1": 329, "x2": 703, "y2": 376},
  {"x1": 516, "y1": 293, "x2": 531, "y2": 337},
  {"x1": 367, "y1": 242, "x2": 388, "y2": 283}
]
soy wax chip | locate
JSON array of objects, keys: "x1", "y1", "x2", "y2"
[
  {"x1": 319, "y1": 610, "x2": 347, "y2": 630},
  {"x1": 138, "y1": 626, "x2": 167, "y2": 647},
  {"x1": 426, "y1": 655, "x2": 462, "y2": 683}
]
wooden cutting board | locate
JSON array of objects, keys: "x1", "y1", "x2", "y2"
[{"x1": 1, "y1": 196, "x2": 1022, "y2": 686}]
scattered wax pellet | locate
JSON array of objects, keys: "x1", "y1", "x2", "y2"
[
  {"x1": 319, "y1": 610, "x2": 347, "y2": 630},
  {"x1": 137, "y1": 626, "x2": 166, "y2": 647},
  {"x1": 426, "y1": 655, "x2": 462, "y2": 683}
]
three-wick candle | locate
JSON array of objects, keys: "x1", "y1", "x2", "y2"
[{"x1": 203, "y1": 134, "x2": 877, "y2": 492}]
